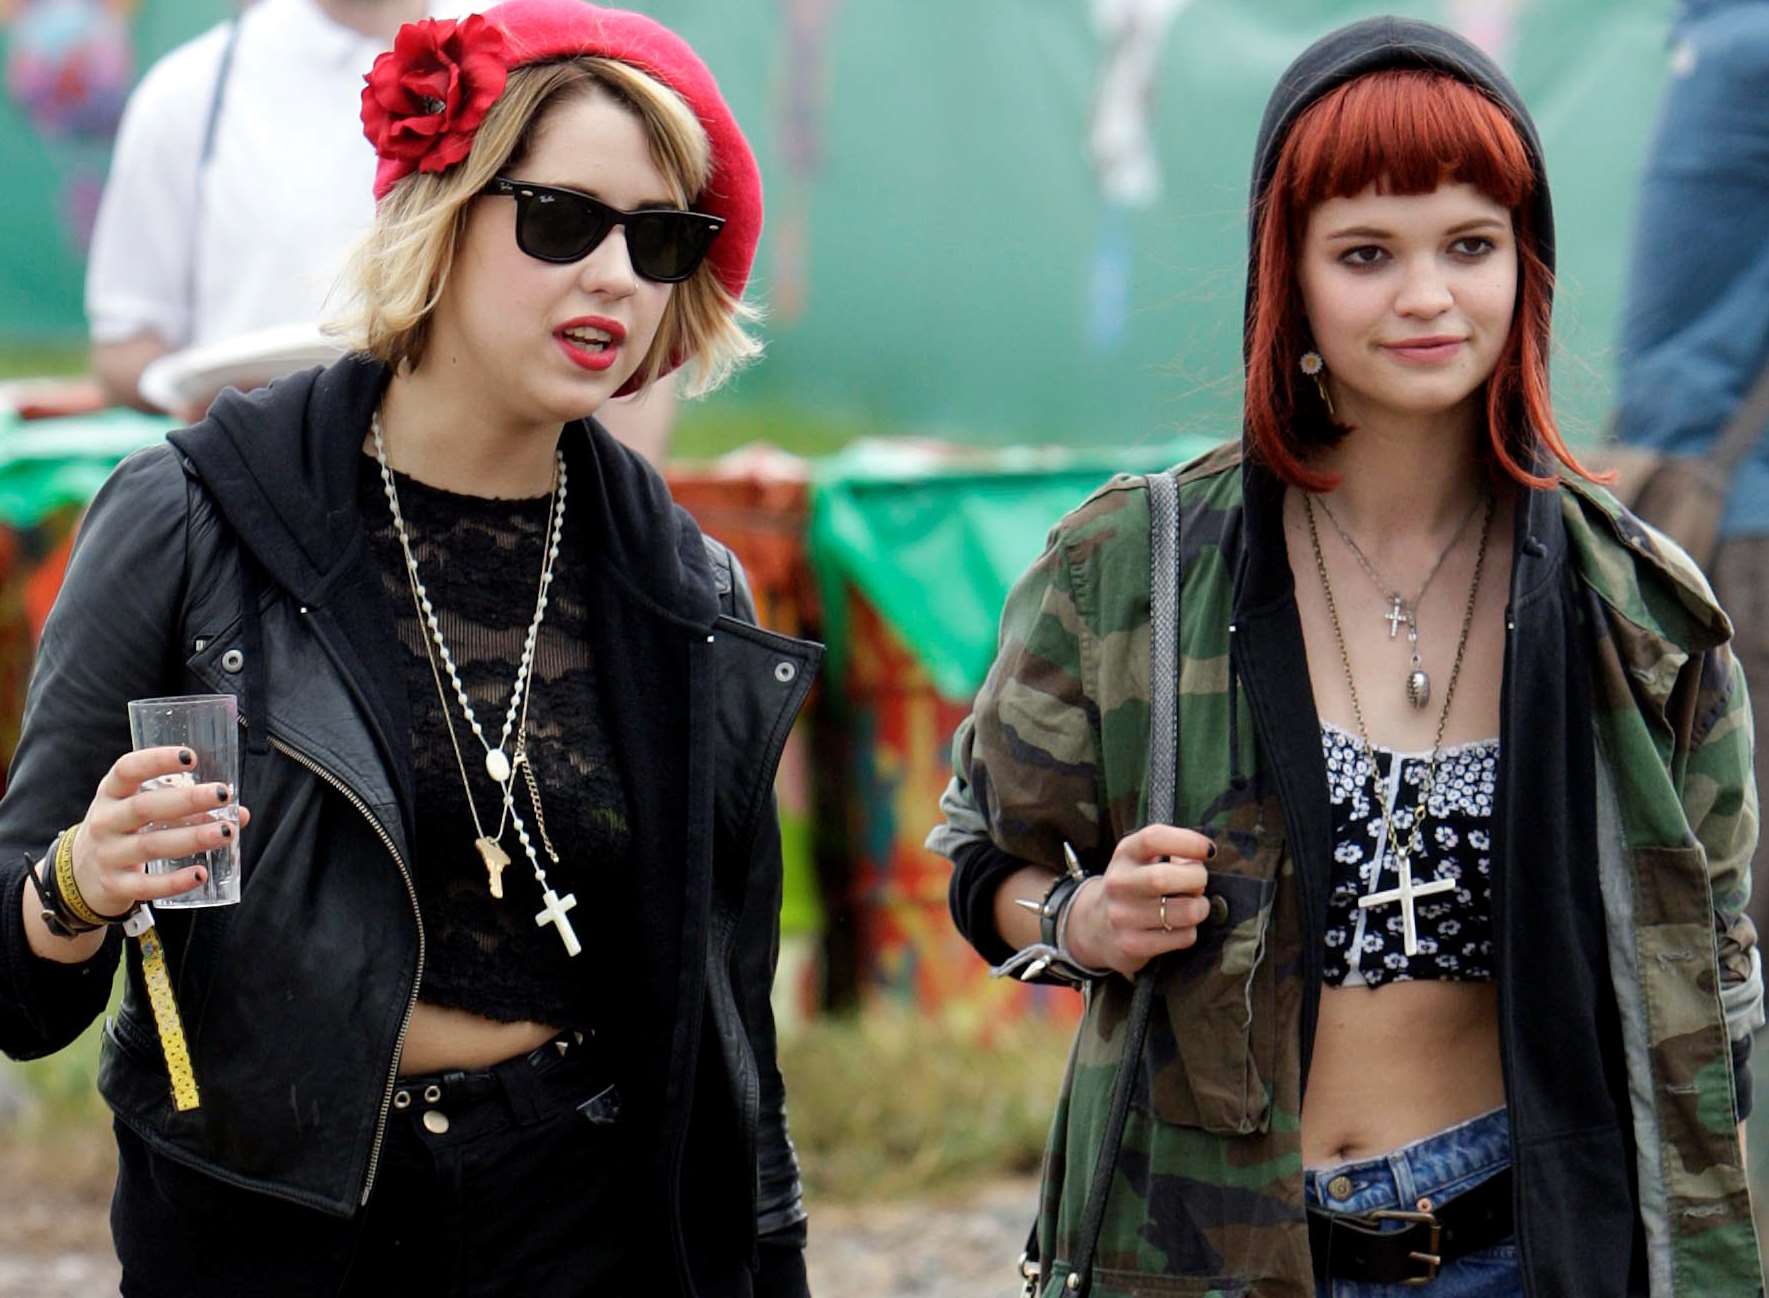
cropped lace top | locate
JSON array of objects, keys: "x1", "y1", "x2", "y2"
[
  {"x1": 360, "y1": 453, "x2": 630, "y2": 1028},
  {"x1": 1321, "y1": 721, "x2": 1499, "y2": 988}
]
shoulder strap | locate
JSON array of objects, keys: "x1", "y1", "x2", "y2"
[
  {"x1": 200, "y1": 18, "x2": 243, "y2": 172},
  {"x1": 1063, "y1": 469, "x2": 1180, "y2": 1296},
  {"x1": 1146, "y1": 468, "x2": 1181, "y2": 826},
  {"x1": 183, "y1": 17, "x2": 242, "y2": 344},
  {"x1": 1707, "y1": 350, "x2": 1769, "y2": 483}
]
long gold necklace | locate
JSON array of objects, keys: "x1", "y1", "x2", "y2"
[{"x1": 1304, "y1": 489, "x2": 1494, "y2": 956}]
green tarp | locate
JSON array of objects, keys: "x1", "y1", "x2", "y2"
[
  {"x1": 0, "y1": 408, "x2": 173, "y2": 529},
  {"x1": 4, "y1": 1, "x2": 1674, "y2": 449},
  {"x1": 808, "y1": 437, "x2": 1222, "y2": 701}
]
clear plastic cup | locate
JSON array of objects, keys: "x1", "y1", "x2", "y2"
[{"x1": 126, "y1": 694, "x2": 241, "y2": 908}]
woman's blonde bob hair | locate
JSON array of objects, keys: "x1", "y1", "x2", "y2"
[{"x1": 333, "y1": 57, "x2": 761, "y2": 398}]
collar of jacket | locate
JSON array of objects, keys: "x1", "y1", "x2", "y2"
[
  {"x1": 165, "y1": 356, "x2": 725, "y2": 832},
  {"x1": 168, "y1": 355, "x2": 721, "y2": 629}
]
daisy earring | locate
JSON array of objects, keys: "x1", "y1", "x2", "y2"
[{"x1": 1299, "y1": 350, "x2": 1335, "y2": 416}]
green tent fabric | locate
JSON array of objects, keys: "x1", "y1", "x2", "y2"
[
  {"x1": 5, "y1": 2, "x2": 1668, "y2": 449},
  {"x1": 808, "y1": 436, "x2": 1222, "y2": 702},
  {"x1": 0, "y1": 408, "x2": 174, "y2": 529}
]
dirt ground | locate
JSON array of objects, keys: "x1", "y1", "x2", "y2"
[{"x1": 0, "y1": 1130, "x2": 1038, "y2": 1298}]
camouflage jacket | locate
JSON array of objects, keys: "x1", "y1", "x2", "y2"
[{"x1": 932, "y1": 443, "x2": 1763, "y2": 1297}]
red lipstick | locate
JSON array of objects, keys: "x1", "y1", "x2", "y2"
[{"x1": 555, "y1": 316, "x2": 627, "y2": 373}]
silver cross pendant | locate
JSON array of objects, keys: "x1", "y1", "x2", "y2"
[{"x1": 1384, "y1": 596, "x2": 1408, "y2": 639}]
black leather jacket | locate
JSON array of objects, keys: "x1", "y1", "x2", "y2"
[{"x1": 0, "y1": 358, "x2": 819, "y2": 1296}]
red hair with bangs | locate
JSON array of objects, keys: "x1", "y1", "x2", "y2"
[{"x1": 1244, "y1": 69, "x2": 1601, "y2": 492}]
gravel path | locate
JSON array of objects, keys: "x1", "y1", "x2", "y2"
[
  {"x1": 0, "y1": 1167, "x2": 1039, "y2": 1298},
  {"x1": 806, "y1": 1177, "x2": 1039, "y2": 1298}
]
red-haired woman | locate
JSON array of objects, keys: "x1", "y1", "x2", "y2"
[{"x1": 932, "y1": 17, "x2": 1761, "y2": 1297}]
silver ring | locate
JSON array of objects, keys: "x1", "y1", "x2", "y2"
[{"x1": 1159, "y1": 894, "x2": 1173, "y2": 933}]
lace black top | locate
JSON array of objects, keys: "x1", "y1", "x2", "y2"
[
  {"x1": 1320, "y1": 721, "x2": 1498, "y2": 988},
  {"x1": 359, "y1": 452, "x2": 628, "y2": 1028}
]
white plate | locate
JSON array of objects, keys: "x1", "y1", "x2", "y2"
[{"x1": 138, "y1": 323, "x2": 347, "y2": 413}]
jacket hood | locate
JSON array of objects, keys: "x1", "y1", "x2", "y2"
[
  {"x1": 1245, "y1": 16, "x2": 1556, "y2": 351},
  {"x1": 166, "y1": 355, "x2": 720, "y2": 628}
]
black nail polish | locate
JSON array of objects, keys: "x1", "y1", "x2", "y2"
[
  {"x1": 216, "y1": 786, "x2": 230, "y2": 803},
  {"x1": 179, "y1": 750, "x2": 194, "y2": 766},
  {"x1": 219, "y1": 824, "x2": 233, "y2": 840},
  {"x1": 1207, "y1": 843, "x2": 1218, "y2": 860},
  {"x1": 195, "y1": 870, "x2": 208, "y2": 884}
]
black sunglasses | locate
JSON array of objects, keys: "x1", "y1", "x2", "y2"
[{"x1": 483, "y1": 177, "x2": 724, "y2": 284}]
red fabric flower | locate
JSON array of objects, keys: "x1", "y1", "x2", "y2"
[{"x1": 360, "y1": 14, "x2": 509, "y2": 179}]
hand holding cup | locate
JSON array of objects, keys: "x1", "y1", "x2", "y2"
[
  {"x1": 70, "y1": 745, "x2": 252, "y2": 917},
  {"x1": 1063, "y1": 823, "x2": 1216, "y2": 978}
]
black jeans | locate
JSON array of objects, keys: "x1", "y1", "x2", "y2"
[{"x1": 113, "y1": 1033, "x2": 642, "y2": 1297}]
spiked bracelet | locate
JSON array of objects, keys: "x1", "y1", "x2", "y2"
[{"x1": 994, "y1": 871, "x2": 1110, "y2": 987}]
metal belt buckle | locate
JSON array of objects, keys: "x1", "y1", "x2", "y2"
[{"x1": 1368, "y1": 1208, "x2": 1442, "y2": 1286}]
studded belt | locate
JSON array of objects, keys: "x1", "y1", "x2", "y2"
[
  {"x1": 391, "y1": 1029, "x2": 622, "y2": 1138},
  {"x1": 1308, "y1": 1166, "x2": 1514, "y2": 1286}
]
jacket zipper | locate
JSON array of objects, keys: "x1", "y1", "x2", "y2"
[{"x1": 268, "y1": 735, "x2": 424, "y2": 1207}]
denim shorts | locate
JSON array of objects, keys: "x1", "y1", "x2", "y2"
[{"x1": 1305, "y1": 1107, "x2": 1520, "y2": 1298}]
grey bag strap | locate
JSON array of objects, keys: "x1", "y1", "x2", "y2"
[
  {"x1": 1064, "y1": 469, "x2": 1181, "y2": 1296},
  {"x1": 1146, "y1": 468, "x2": 1181, "y2": 826}
]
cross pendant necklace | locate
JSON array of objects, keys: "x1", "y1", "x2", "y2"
[
  {"x1": 1316, "y1": 493, "x2": 1487, "y2": 709},
  {"x1": 374, "y1": 411, "x2": 583, "y2": 958},
  {"x1": 1383, "y1": 595, "x2": 1408, "y2": 639},
  {"x1": 1304, "y1": 490, "x2": 1497, "y2": 959},
  {"x1": 535, "y1": 887, "x2": 581, "y2": 957},
  {"x1": 1359, "y1": 844, "x2": 1457, "y2": 955}
]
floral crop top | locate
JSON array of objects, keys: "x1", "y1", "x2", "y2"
[{"x1": 1321, "y1": 721, "x2": 1499, "y2": 987}]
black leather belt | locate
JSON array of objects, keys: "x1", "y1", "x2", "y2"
[{"x1": 1309, "y1": 1167, "x2": 1514, "y2": 1286}]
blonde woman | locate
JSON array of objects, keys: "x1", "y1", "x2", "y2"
[{"x1": 0, "y1": 2, "x2": 817, "y2": 1293}]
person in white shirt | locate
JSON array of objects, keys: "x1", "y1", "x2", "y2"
[
  {"x1": 86, "y1": 0, "x2": 430, "y2": 413},
  {"x1": 84, "y1": 0, "x2": 679, "y2": 458}
]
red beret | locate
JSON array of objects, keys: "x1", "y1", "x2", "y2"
[{"x1": 362, "y1": 0, "x2": 762, "y2": 314}]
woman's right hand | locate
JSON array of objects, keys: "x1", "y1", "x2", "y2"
[
  {"x1": 1065, "y1": 823, "x2": 1216, "y2": 978},
  {"x1": 70, "y1": 745, "x2": 252, "y2": 917}
]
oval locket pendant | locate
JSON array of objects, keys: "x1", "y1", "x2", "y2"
[
  {"x1": 1406, "y1": 669, "x2": 1431, "y2": 709},
  {"x1": 485, "y1": 748, "x2": 512, "y2": 784}
]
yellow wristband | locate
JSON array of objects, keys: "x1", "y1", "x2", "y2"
[
  {"x1": 53, "y1": 826, "x2": 111, "y2": 929},
  {"x1": 125, "y1": 911, "x2": 200, "y2": 1112}
]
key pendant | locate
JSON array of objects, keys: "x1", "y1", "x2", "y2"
[{"x1": 475, "y1": 836, "x2": 510, "y2": 899}]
